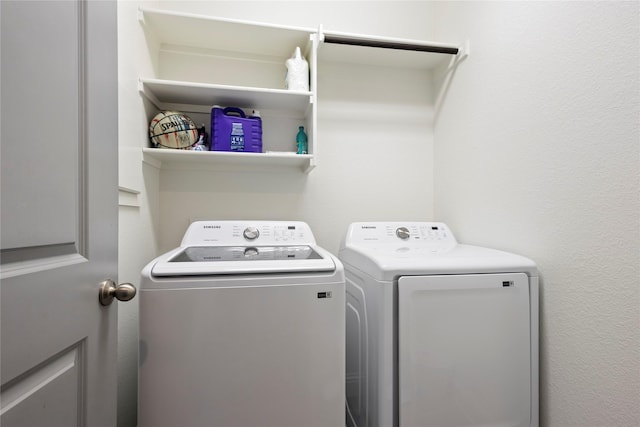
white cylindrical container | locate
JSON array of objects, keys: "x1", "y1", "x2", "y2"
[{"x1": 285, "y1": 46, "x2": 309, "y2": 91}]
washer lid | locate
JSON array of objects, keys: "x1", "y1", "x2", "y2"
[{"x1": 151, "y1": 244, "x2": 336, "y2": 276}]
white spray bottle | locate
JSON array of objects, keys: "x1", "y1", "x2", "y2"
[{"x1": 285, "y1": 46, "x2": 309, "y2": 91}]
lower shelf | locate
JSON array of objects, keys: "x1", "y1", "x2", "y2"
[{"x1": 142, "y1": 148, "x2": 315, "y2": 173}]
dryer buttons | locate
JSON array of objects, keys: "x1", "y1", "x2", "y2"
[
  {"x1": 243, "y1": 227, "x2": 260, "y2": 240},
  {"x1": 396, "y1": 227, "x2": 411, "y2": 240}
]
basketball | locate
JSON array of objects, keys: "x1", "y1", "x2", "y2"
[{"x1": 149, "y1": 111, "x2": 199, "y2": 149}]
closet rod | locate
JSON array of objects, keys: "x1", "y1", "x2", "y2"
[{"x1": 323, "y1": 34, "x2": 459, "y2": 55}]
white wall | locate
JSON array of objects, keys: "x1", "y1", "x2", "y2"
[
  {"x1": 157, "y1": 60, "x2": 436, "y2": 254},
  {"x1": 117, "y1": 1, "x2": 161, "y2": 426},
  {"x1": 118, "y1": 2, "x2": 640, "y2": 427},
  {"x1": 433, "y1": 2, "x2": 640, "y2": 426}
]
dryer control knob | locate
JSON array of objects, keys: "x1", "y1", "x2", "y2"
[
  {"x1": 396, "y1": 227, "x2": 411, "y2": 240},
  {"x1": 243, "y1": 227, "x2": 260, "y2": 240}
]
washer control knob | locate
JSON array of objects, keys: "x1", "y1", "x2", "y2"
[
  {"x1": 244, "y1": 247, "x2": 259, "y2": 257},
  {"x1": 396, "y1": 227, "x2": 411, "y2": 240},
  {"x1": 243, "y1": 227, "x2": 260, "y2": 240}
]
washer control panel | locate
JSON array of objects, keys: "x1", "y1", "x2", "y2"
[
  {"x1": 345, "y1": 222, "x2": 457, "y2": 247},
  {"x1": 181, "y1": 221, "x2": 317, "y2": 246}
]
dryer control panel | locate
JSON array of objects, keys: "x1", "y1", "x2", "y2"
[
  {"x1": 181, "y1": 221, "x2": 317, "y2": 246},
  {"x1": 344, "y1": 222, "x2": 458, "y2": 248}
]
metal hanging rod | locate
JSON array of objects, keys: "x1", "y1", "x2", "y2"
[{"x1": 323, "y1": 34, "x2": 459, "y2": 55}]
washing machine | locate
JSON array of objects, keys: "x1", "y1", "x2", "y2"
[
  {"x1": 340, "y1": 222, "x2": 539, "y2": 427},
  {"x1": 139, "y1": 220, "x2": 345, "y2": 427}
]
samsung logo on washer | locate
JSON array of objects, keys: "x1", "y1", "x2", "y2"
[
  {"x1": 203, "y1": 225, "x2": 221, "y2": 229},
  {"x1": 361, "y1": 226, "x2": 377, "y2": 229}
]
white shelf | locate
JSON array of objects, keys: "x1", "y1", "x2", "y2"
[
  {"x1": 319, "y1": 29, "x2": 463, "y2": 69},
  {"x1": 139, "y1": 7, "x2": 318, "y2": 173},
  {"x1": 139, "y1": 78, "x2": 313, "y2": 114},
  {"x1": 139, "y1": 7, "x2": 315, "y2": 59},
  {"x1": 142, "y1": 148, "x2": 315, "y2": 173}
]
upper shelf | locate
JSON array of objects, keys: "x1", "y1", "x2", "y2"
[{"x1": 139, "y1": 7, "x2": 315, "y2": 59}]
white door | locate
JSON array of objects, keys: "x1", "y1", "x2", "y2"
[
  {"x1": 398, "y1": 273, "x2": 532, "y2": 427},
  {"x1": 1, "y1": 1, "x2": 122, "y2": 426}
]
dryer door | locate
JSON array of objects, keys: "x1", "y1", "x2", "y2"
[{"x1": 398, "y1": 273, "x2": 531, "y2": 427}]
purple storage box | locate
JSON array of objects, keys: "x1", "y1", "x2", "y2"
[{"x1": 210, "y1": 106, "x2": 262, "y2": 153}]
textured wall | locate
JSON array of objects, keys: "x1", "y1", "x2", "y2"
[
  {"x1": 119, "y1": 2, "x2": 640, "y2": 426},
  {"x1": 433, "y1": 2, "x2": 640, "y2": 426}
]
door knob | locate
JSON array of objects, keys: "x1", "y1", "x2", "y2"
[{"x1": 99, "y1": 279, "x2": 137, "y2": 306}]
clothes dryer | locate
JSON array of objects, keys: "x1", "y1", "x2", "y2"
[
  {"x1": 340, "y1": 222, "x2": 538, "y2": 427},
  {"x1": 139, "y1": 221, "x2": 345, "y2": 427}
]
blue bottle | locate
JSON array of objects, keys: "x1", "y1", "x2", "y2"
[{"x1": 296, "y1": 126, "x2": 307, "y2": 154}]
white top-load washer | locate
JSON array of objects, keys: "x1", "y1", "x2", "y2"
[
  {"x1": 139, "y1": 221, "x2": 345, "y2": 427},
  {"x1": 340, "y1": 222, "x2": 539, "y2": 427}
]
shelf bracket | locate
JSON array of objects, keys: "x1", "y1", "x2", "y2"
[
  {"x1": 304, "y1": 158, "x2": 317, "y2": 174},
  {"x1": 137, "y1": 79, "x2": 163, "y2": 111},
  {"x1": 137, "y1": 7, "x2": 145, "y2": 25},
  {"x1": 444, "y1": 39, "x2": 471, "y2": 73},
  {"x1": 457, "y1": 39, "x2": 471, "y2": 61}
]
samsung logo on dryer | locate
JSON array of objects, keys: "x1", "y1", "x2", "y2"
[
  {"x1": 361, "y1": 226, "x2": 377, "y2": 229},
  {"x1": 203, "y1": 225, "x2": 221, "y2": 229}
]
